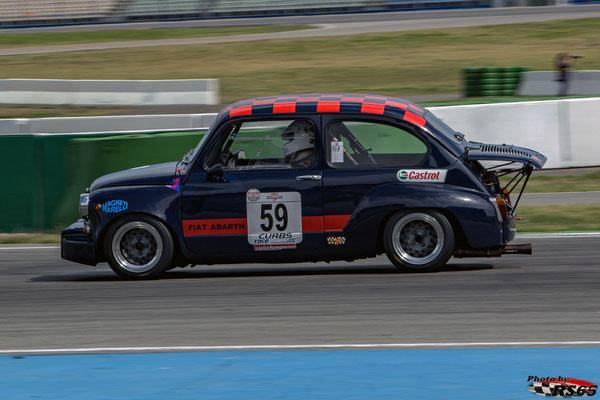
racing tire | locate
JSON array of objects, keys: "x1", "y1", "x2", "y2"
[
  {"x1": 384, "y1": 210, "x2": 454, "y2": 273},
  {"x1": 104, "y1": 215, "x2": 174, "y2": 279}
]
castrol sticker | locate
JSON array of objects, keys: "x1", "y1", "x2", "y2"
[{"x1": 397, "y1": 169, "x2": 447, "y2": 183}]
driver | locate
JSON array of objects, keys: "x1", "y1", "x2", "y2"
[{"x1": 281, "y1": 120, "x2": 316, "y2": 168}]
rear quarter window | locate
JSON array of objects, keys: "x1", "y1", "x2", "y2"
[{"x1": 327, "y1": 120, "x2": 428, "y2": 167}]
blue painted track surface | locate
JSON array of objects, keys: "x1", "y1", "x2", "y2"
[{"x1": 1, "y1": 348, "x2": 598, "y2": 399}]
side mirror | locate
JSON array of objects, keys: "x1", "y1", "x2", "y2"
[{"x1": 207, "y1": 163, "x2": 224, "y2": 181}]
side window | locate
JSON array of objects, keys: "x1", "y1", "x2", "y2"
[
  {"x1": 210, "y1": 119, "x2": 317, "y2": 171},
  {"x1": 326, "y1": 120, "x2": 428, "y2": 167}
]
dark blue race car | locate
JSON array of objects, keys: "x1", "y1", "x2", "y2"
[{"x1": 62, "y1": 94, "x2": 547, "y2": 279}]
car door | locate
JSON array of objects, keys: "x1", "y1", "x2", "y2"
[
  {"x1": 321, "y1": 114, "x2": 432, "y2": 239},
  {"x1": 181, "y1": 115, "x2": 324, "y2": 256}
]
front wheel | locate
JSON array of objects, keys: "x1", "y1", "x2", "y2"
[
  {"x1": 384, "y1": 210, "x2": 454, "y2": 272},
  {"x1": 104, "y1": 215, "x2": 174, "y2": 279}
]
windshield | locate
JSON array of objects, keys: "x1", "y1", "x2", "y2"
[{"x1": 183, "y1": 127, "x2": 212, "y2": 168}]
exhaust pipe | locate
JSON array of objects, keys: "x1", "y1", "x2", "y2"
[
  {"x1": 502, "y1": 243, "x2": 532, "y2": 255},
  {"x1": 454, "y1": 247, "x2": 502, "y2": 258},
  {"x1": 454, "y1": 243, "x2": 532, "y2": 258}
]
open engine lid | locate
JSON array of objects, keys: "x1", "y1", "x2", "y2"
[{"x1": 466, "y1": 143, "x2": 547, "y2": 170}]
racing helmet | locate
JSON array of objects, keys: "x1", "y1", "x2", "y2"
[{"x1": 281, "y1": 120, "x2": 315, "y2": 158}]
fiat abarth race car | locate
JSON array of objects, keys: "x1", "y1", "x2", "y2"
[{"x1": 62, "y1": 94, "x2": 547, "y2": 279}]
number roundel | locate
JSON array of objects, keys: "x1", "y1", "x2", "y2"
[{"x1": 247, "y1": 190, "x2": 302, "y2": 248}]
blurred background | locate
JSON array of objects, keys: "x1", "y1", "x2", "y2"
[{"x1": 0, "y1": 0, "x2": 599, "y2": 238}]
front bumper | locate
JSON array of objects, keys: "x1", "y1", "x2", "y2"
[{"x1": 61, "y1": 219, "x2": 97, "y2": 266}]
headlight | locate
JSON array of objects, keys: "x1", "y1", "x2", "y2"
[{"x1": 79, "y1": 193, "x2": 90, "y2": 218}]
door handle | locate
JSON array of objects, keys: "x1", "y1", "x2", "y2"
[{"x1": 296, "y1": 175, "x2": 322, "y2": 181}]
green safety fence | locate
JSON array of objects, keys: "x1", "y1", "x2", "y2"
[
  {"x1": 0, "y1": 130, "x2": 206, "y2": 232},
  {"x1": 0, "y1": 122, "x2": 429, "y2": 232},
  {"x1": 463, "y1": 67, "x2": 531, "y2": 97}
]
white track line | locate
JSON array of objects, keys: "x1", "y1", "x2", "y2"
[{"x1": 3, "y1": 341, "x2": 600, "y2": 354}]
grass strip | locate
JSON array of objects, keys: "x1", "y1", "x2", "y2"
[
  {"x1": 525, "y1": 171, "x2": 600, "y2": 193},
  {"x1": 0, "y1": 106, "x2": 141, "y2": 119},
  {"x1": 0, "y1": 25, "x2": 312, "y2": 48},
  {"x1": 517, "y1": 204, "x2": 600, "y2": 232},
  {"x1": 502, "y1": 170, "x2": 600, "y2": 194}
]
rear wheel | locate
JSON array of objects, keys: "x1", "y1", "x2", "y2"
[
  {"x1": 384, "y1": 210, "x2": 454, "y2": 272},
  {"x1": 104, "y1": 215, "x2": 174, "y2": 279}
]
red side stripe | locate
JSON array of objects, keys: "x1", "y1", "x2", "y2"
[
  {"x1": 302, "y1": 215, "x2": 324, "y2": 232},
  {"x1": 324, "y1": 215, "x2": 351, "y2": 231},
  {"x1": 361, "y1": 102, "x2": 385, "y2": 114},
  {"x1": 317, "y1": 101, "x2": 340, "y2": 112},
  {"x1": 403, "y1": 111, "x2": 426, "y2": 127},
  {"x1": 273, "y1": 102, "x2": 296, "y2": 113},
  {"x1": 183, "y1": 215, "x2": 350, "y2": 236},
  {"x1": 230, "y1": 105, "x2": 252, "y2": 117}
]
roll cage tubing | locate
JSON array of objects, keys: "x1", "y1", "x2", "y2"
[
  {"x1": 221, "y1": 122, "x2": 242, "y2": 157},
  {"x1": 483, "y1": 161, "x2": 534, "y2": 213}
]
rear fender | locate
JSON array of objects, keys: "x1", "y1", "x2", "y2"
[{"x1": 346, "y1": 183, "x2": 502, "y2": 249}]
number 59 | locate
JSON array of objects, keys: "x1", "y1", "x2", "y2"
[{"x1": 260, "y1": 204, "x2": 288, "y2": 232}]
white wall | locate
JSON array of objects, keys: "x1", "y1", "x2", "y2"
[
  {"x1": 429, "y1": 98, "x2": 600, "y2": 169},
  {"x1": 0, "y1": 79, "x2": 220, "y2": 106},
  {"x1": 0, "y1": 114, "x2": 218, "y2": 134},
  {"x1": 1, "y1": 97, "x2": 598, "y2": 169},
  {"x1": 517, "y1": 71, "x2": 600, "y2": 97}
]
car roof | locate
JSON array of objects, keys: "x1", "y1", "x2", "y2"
[{"x1": 217, "y1": 94, "x2": 428, "y2": 128}]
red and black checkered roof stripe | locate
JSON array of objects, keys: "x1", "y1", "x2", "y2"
[{"x1": 220, "y1": 94, "x2": 427, "y2": 127}]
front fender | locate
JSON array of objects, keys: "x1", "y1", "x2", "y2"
[
  {"x1": 88, "y1": 185, "x2": 182, "y2": 253},
  {"x1": 347, "y1": 183, "x2": 502, "y2": 249}
]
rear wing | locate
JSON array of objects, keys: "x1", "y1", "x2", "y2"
[{"x1": 466, "y1": 143, "x2": 547, "y2": 170}]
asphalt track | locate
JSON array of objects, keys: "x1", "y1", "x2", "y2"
[
  {"x1": 2, "y1": 5, "x2": 600, "y2": 56},
  {"x1": 1, "y1": 235, "x2": 599, "y2": 352}
]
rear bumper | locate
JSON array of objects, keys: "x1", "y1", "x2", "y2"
[{"x1": 61, "y1": 220, "x2": 97, "y2": 266}]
